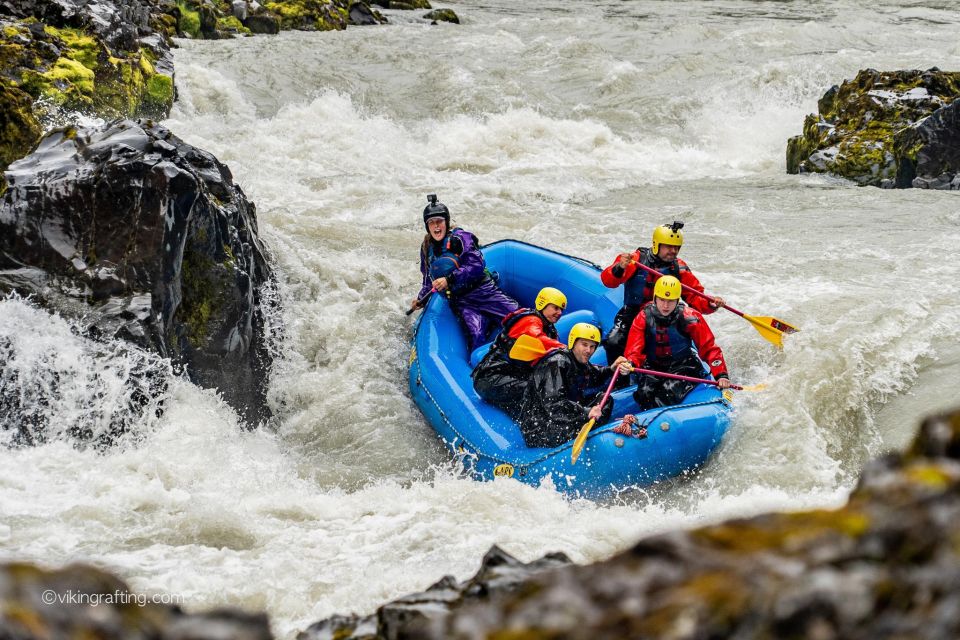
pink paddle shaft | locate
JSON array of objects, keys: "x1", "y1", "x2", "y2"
[
  {"x1": 633, "y1": 367, "x2": 743, "y2": 391},
  {"x1": 594, "y1": 368, "x2": 621, "y2": 412}
]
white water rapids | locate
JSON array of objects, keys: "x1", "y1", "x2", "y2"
[{"x1": 2, "y1": 1, "x2": 960, "y2": 636}]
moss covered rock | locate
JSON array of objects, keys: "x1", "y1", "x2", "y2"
[
  {"x1": 262, "y1": 0, "x2": 350, "y2": 31},
  {"x1": 0, "y1": 77, "x2": 41, "y2": 171},
  {"x1": 787, "y1": 68, "x2": 960, "y2": 187},
  {"x1": 0, "y1": 16, "x2": 175, "y2": 135},
  {"x1": 423, "y1": 8, "x2": 458, "y2": 24}
]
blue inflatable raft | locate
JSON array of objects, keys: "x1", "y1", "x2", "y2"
[{"x1": 408, "y1": 239, "x2": 732, "y2": 497}]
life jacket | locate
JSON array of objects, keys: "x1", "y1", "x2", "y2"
[
  {"x1": 623, "y1": 247, "x2": 681, "y2": 306},
  {"x1": 491, "y1": 308, "x2": 558, "y2": 366},
  {"x1": 642, "y1": 302, "x2": 697, "y2": 367},
  {"x1": 426, "y1": 233, "x2": 463, "y2": 280}
]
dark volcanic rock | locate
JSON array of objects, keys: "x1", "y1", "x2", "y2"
[
  {"x1": 893, "y1": 99, "x2": 960, "y2": 189},
  {"x1": 298, "y1": 545, "x2": 572, "y2": 639},
  {"x1": 348, "y1": 2, "x2": 385, "y2": 25},
  {"x1": 0, "y1": 0, "x2": 154, "y2": 52},
  {"x1": 243, "y1": 12, "x2": 281, "y2": 34},
  {"x1": 0, "y1": 119, "x2": 279, "y2": 428},
  {"x1": 786, "y1": 68, "x2": 960, "y2": 188}
]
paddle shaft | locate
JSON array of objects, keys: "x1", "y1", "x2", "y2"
[
  {"x1": 633, "y1": 366, "x2": 744, "y2": 391},
  {"x1": 596, "y1": 368, "x2": 620, "y2": 414},
  {"x1": 630, "y1": 260, "x2": 748, "y2": 316},
  {"x1": 405, "y1": 288, "x2": 437, "y2": 316},
  {"x1": 571, "y1": 368, "x2": 621, "y2": 464}
]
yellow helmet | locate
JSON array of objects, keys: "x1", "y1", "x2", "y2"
[
  {"x1": 653, "y1": 275, "x2": 682, "y2": 300},
  {"x1": 534, "y1": 287, "x2": 567, "y2": 312},
  {"x1": 567, "y1": 322, "x2": 601, "y2": 349},
  {"x1": 652, "y1": 222, "x2": 684, "y2": 254}
]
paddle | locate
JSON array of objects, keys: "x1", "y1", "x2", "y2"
[
  {"x1": 630, "y1": 260, "x2": 798, "y2": 348},
  {"x1": 631, "y1": 366, "x2": 765, "y2": 392},
  {"x1": 508, "y1": 334, "x2": 555, "y2": 362},
  {"x1": 570, "y1": 368, "x2": 620, "y2": 464},
  {"x1": 511, "y1": 335, "x2": 763, "y2": 390},
  {"x1": 405, "y1": 288, "x2": 436, "y2": 316}
]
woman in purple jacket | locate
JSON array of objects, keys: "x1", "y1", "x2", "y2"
[{"x1": 409, "y1": 194, "x2": 519, "y2": 350}]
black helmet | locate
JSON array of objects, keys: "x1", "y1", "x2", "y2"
[{"x1": 422, "y1": 193, "x2": 450, "y2": 230}]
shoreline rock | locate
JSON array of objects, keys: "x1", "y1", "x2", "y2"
[
  {"x1": 1, "y1": 119, "x2": 279, "y2": 431},
  {"x1": 787, "y1": 68, "x2": 960, "y2": 188}
]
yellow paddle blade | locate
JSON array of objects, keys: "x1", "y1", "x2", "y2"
[
  {"x1": 739, "y1": 382, "x2": 768, "y2": 392},
  {"x1": 742, "y1": 313, "x2": 798, "y2": 349},
  {"x1": 508, "y1": 334, "x2": 549, "y2": 362},
  {"x1": 570, "y1": 417, "x2": 596, "y2": 465}
]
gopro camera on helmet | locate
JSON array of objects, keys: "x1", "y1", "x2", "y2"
[
  {"x1": 670, "y1": 221, "x2": 685, "y2": 232},
  {"x1": 427, "y1": 194, "x2": 438, "y2": 205}
]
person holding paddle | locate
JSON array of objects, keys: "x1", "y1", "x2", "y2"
[
  {"x1": 624, "y1": 275, "x2": 730, "y2": 411},
  {"x1": 600, "y1": 221, "x2": 724, "y2": 365},
  {"x1": 518, "y1": 323, "x2": 637, "y2": 448},
  {"x1": 471, "y1": 287, "x2": 567, "y2": 417},
  {"x1": 410, "y1": 194, "x2": 518, "y2": 349}
]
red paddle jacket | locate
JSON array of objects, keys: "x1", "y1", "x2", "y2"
[
  {"x1": 601, "y1": 248, "x2": 716, "y2": 314},
  {"x1": 624, "y1": 302, "x2": 728, "y2": 380}
]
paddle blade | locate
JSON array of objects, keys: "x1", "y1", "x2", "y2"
[
  {"x1": 508, "y1": 334, "x2": 548, "y2": 362},
  {"x1": 743, "y1": 314, "x2": 798, "y2": 348},
  {"x1": 570, "y1": 418, "x2": 596, "y2": 465},
  {"x1": 731, "y1": 382, "x2": 768, "y2": 392}
]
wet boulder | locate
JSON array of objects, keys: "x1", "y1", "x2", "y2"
[
  {"x1": 424, "y1": 8, "x2": 458, "y2": 24},
  {"x1": 0, "y1": 119, "x2": 279, "y2": 428},
  {"x1": 298, "y1": 546, "x2": 572, "y2": 640},
  {"x1": 787, "y1": 68, "x2": 960, "y2": 188},
  {"x1": 348, "y1": 2, "x2": 386, "y2": 25}
]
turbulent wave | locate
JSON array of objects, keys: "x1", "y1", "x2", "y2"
[
  {"x1": 3, "y1": 1, "x2": 960, "y2": 637},
  {"x1": 0, "y1": 296, "x2": 170, "y2": 449}
]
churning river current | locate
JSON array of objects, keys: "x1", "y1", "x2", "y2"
[{"x1": 2, "y1": 0, "x2": 960, "y2": 636}]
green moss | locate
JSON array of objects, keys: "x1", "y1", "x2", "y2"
[
  {"x1": 217, "y1": 15, "x2": 251, "y2": 34},
  {"x1": 177, "y1": 1, "x2": 202, "y2": 38},
  {"x1": 264, "y1": 0, "x2": 349, "y2": 31},
  {"x1": 694, "y1": 508, "x2": 870, "y2": 554},
  {"x1": 904, "y1": 464, "x2": 952, "y2": 489},
  {"x1": 178, "y1": 250, "x2": 219, "y2": 348},
  {"x1": 144, "y1": 73, "x2": 174, "y2": 116},
  {"x1": 44, "y1": 26, "x2": 100, "y2": 70},
  {"x1": 0, "y1": 78, "x2": 42, "y2": 170},
  {"x1": 44, "y1": 57, "x2": 95, "y2": 99}
]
